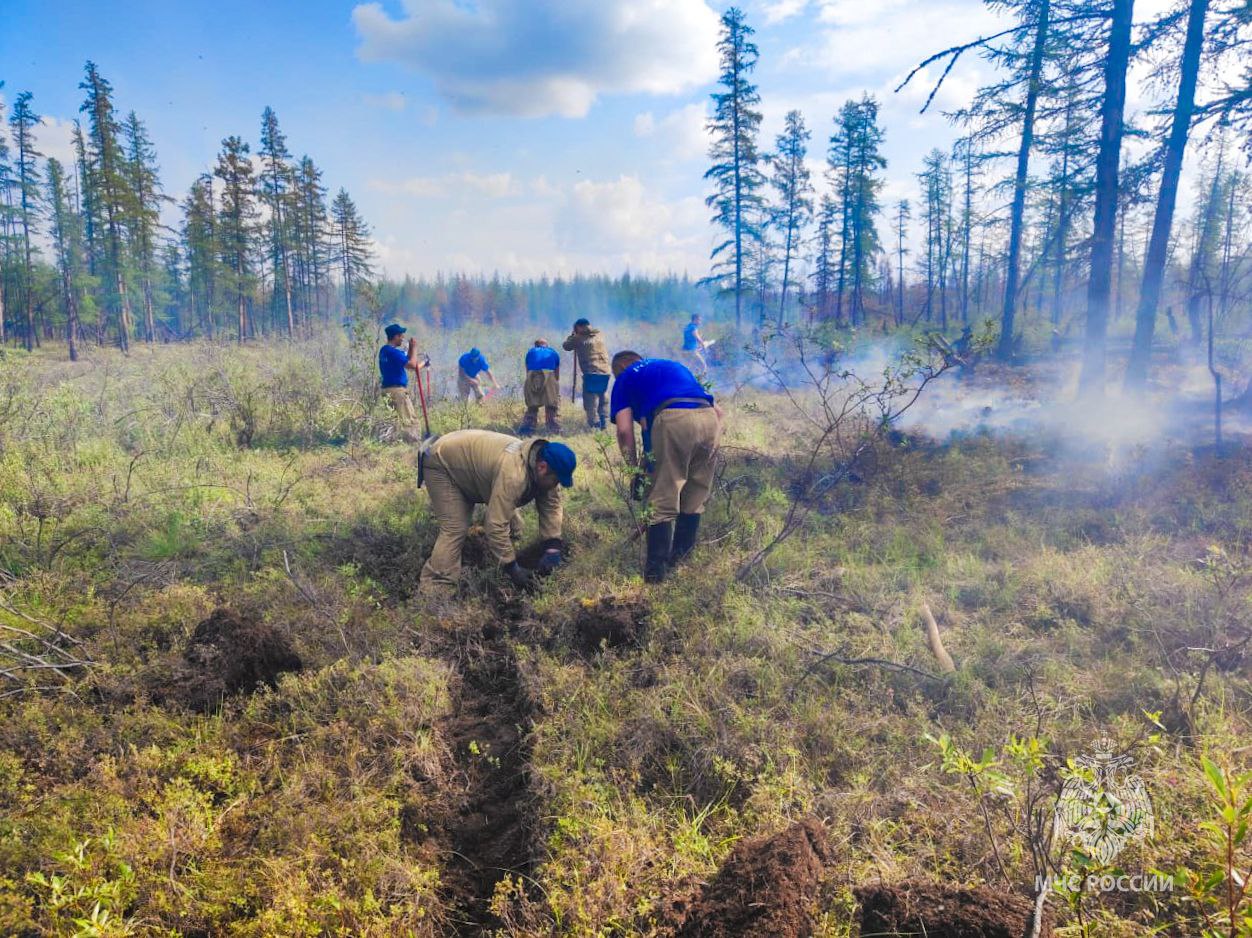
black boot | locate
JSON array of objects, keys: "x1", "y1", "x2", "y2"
[
  {"x1": 644, "y1": 522, "x2": 673, "y2": 583},
  {"x1": 671, "y1": 513, "x2": 701, "y2": 564}
]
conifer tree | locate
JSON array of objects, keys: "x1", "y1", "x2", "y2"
[
  {"x1": 10, "y1": 91, "x2": 42, "y2": 351},
  {"x1": 214, "y1": 136, "x2": 259, "y2": 342},
  {"x1": 123, "y1": 111, "x2": 164, "y2": 343},
  {"x1": 330, "y1": 188, "x2": 374, "y2": 312},
  {"x1": 46, "y1": 158, "x2": 89, "y2": 360},
  {"x1": 259, "y1": 107, "x2": 295, "y2": 335},
  {"x1": 810, "y1": 194, "x2": 836, "y2": 323},
  {"x1": 182, "y1": 174, "x2": 218, "y2": 339},
  {"x1": 770, "y1": 110, "x2": 813, "y2": 327},
  {"x1": 704, "y1": 6, "x2": 765, "y2": 328}
]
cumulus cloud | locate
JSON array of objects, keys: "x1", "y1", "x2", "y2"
[
  {"x1": 352, "y1": 0, "x2": 721, "y2": 118},
  {"x1": 369, "y1": 171, "x2": 518, "y2": 199},
  {"x1": 632, "y1": 102, "x2": 710, "y2": 162},
  {"x1": 361, "y1": 91, "x2": 408, "y2": 111},
  {"x1": 555, "y1": 174, "x2": 705, "y2": 258}
]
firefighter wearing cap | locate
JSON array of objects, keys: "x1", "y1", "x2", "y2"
[
  {"x1": 457, "y1": 347, "x2": 499, "y2": 403},
  {"x1": 610, "y1": 351, "x2": 722, "y2": 583},
  {"x1": 562, "y1": 318, "x2": 611, "y2": 429},
  {"x1": 518, "y1": 339, "x2": 561, "y2": 436},
  {"x1": 417, "y1": 429, "x2": 576, "y2": 594},
  {"x1": 379, "y1": 323, "x2": 428, "y2": 441}
]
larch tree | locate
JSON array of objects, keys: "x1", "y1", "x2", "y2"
[
  {"x1": 0, "y1": 86, "x2": 10, "y2": 347},
  {"x1": 80, "y1": 62, "x2": 136, "y2": 350},
  {"x1": 1078, "y1": 0, "x2": 1135, "y2": 396},
  {"x1": 123, "y1": 111, "x2": 164, "y2": 343},
  {"x1": 769, "y1": 109, "x2": 813, "y2": 328},
  {"x1": 330, "y1": 188, "x2": 374, "y2": 313},
  {"x1": 1125, "y1": 0, "x2": 1211, "y2": 388},
  {"x1": 182, "y1": 174, "x2": 219, "y2": 339},
  {"x1": 45, "y1": 158, "x2": 88, "y2": 360},
  {"x1": 894, "y1": 199, "x2": 911, "y2": 326},
  {"x1": 704, "y1": 6, "x2": 765, "y2": 329},
  {"x1": 810, "y1": 193, "x2": 836, "y2": 323},
  {"x1": 259, "y1": 107, "x2": 295, "y2": 335},
  {"x1": 214, "y1": 136, "x2": 259, "y2": 343},
  {"x1": 293, "y1": 156, "x2": 329, "y2": 325},
  {"x1": 10, "y1": 91, "x2": 42, "y2": 351}
]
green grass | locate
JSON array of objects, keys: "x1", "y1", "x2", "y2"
[{"x1": 0, "y1": 332, "x2": 1249, "y2": 936}]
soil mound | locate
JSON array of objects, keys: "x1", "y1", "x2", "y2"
[
  {"x1": 855, "y1": 880, "x2": 1052, "y2": 938},
  {"x1": 575, "y1": 595, "x2": 649, "y2": 652},
  {"x1": 673, "y1": 817, "x2": 830, "y2": 938},
  {"x1": 153, "y1": 608, "x2": 302, "y2": 712}
]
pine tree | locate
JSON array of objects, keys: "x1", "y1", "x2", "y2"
[
  {"x1": 0, "y1": 86, "x2": 10, "y2": 347},
  {"x1": 10, "y1": 91, "x2": 43, "y2": 351},
  {"x1": 769, "y1": 110, "x2": 813, "y2": 327},
  {"x1": 214, "y1": 136, "x2": 259, "y2": 342},
  {"x1": 828, "y1": 95, "x2": 886, "y2": 326},
  {"x1": 259, "y1": 107, "x2": 296, "y2": 335},
  {"x1": 918, "y1": 150, "x2": 951, "y2": 325},
  {"x1": 330, "y1": 188, "x2": 374, "y2": 313},
  {"x1": 80, "y1": 62, "x2": 136, "y2": 350},
  {"x1": 293, "y1": 156, "x2": 329, "y2": 324},
  {"x1": 704, "y1": 6, "x2": 765, "y2": 329}
]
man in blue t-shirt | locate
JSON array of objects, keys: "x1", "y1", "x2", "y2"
[
  {"x1": 457, "y1": 347, "x2": 499, "y2": 403},
  {"x1": 681, "y1": 314, "x2": 710, "y2": 376},
  {"x1": 518, "y1": 339, "x2": 562, "y2": 436},
  {"x1": 379, "y1": 323, "x2": 429, "y2": 441},
  {"x1": 610, "y1": 351, "x2": 723, "y2": 583}
]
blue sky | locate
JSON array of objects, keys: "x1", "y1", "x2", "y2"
[{"x1": 1, "y1": 0, "x2": 1173, "y2": 280}]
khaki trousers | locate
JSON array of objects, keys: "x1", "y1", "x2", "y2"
[
  {"x1": 647, "y1": 406, "x2": 721, "y2": 524},
  {"x1": 418, "y1": 463, "x2": 525, "y2": 594},
  {"x1": 458, "y1": 372, "x2": 485, "y2": 402},
  {"x1": 385, "y1": 386, "x2": 420, "y2": 441}
]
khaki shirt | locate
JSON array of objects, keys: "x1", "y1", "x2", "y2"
[
  {"x1": 427, "y1": 429, "x2": 562, "y2": 563},
  {"x1": 562, "y1": 327, "x2": 610, "y2": 376}
]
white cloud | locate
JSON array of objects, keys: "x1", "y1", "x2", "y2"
[
  {"x1": 352, "y1": 0, "x2": 721, "y2": 118},
  {"x1": 369, "y1": 171, "x2": 518, "y2": 199},
  {"x1": 632, "y1": 102, "x2": 710, "y2": 161},
  {"x1": 361, "y1": 91, "x2": 408, "y2": 111},
  {"x1": 762, "y1": 0, "x2": 810, "y2": 25},
  {"x1": 37, "y1": 115, "x2": 78, "y2": 171},
  {"x1": 556, "y1": 174, "x2": 705, "y2": 258}
]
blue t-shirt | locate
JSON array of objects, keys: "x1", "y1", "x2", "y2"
[
  {"x1": 610, "y1": 358, "x2": 713, "y2": 425},
  {"x1": 458, "y1": 351, "x2": 490, "y2": 377},
  {"x1": 525, "y1": 346, "x2": 561, "y2": 372},
  {"x1": 682, "y1": 322, "x2": 700, "y2": 351},
  {"x1": 379, "y1": 344, "x2": 409, "y2": 388}
]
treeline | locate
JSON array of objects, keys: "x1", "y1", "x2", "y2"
[
  {"x1": 0, "y1": 63, "x2": 375, "y2": 356},
  {"x1": 704, "y1": 2, "x2": 1252, "y2": 387},
  {"x1": 372, "y1": 272, "x2": 711, "y2": 332}
]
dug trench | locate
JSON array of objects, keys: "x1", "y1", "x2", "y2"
[{"x1": 422, "y1": 615, "x2": 537, "y2": 936}]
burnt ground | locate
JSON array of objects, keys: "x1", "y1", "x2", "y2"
[
  {"x1": 573, "y1": 595, "x2": 650, "y2": 653},
  {"x1": 855, "y1": 880, "x2": 1053, "y2": 938},
  {"x1": 656, "y1": 818, "x2": 832, "y2": 938},
  {"x1": 146, "y1": 607, "x2": 303, "y2": 712}
]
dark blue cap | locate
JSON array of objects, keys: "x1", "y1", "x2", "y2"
[
  {"x1": 573, "y1": 318, "x2": 590, "y2": 328},
  {"x1": 384, "y1": 323, "x2": 406, "y2": 339},
  {"x1": 541, "y1": 442, "x2": 577, "y2": 488}
]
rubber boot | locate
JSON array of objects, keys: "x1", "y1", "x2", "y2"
[
  {"x1": 644, "y1": 522, "x2": 673, "y2": 583},
  {"x1": 670, "y1": 513, "x2": 701, "y2": 565}
]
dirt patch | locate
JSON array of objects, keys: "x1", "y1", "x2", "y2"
[
  {"x1": 151, "y1": 608, "x2": 303, "y2": 712},
  {"x1": 437, "y1": 634, "x2": 535, "y2": 935},
  {"x1": 663, "y1": 818, "x2": 831, "y2": 938},
  {"x1": 574, "y1": 595, "x2": 650, "y2": 652},
  {"x1": 855, "y1": 880, "x2": 1053, "y2": 938}
]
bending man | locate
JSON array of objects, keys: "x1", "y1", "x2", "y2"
[
  {"x1": 518, "y1": 339, "x2": 561, "y2": 436},
  {"x1": 457, "y1": 347, "x2": 499, "y2": 403},
  {"x1": 610, "y1": 351, "x2": 722, "y2": 583},
  {"x1": 562, "y1": 318, "x2": 611, "y2": 430},
  {"x1": 418, "y1": 429, "x2": 575, "y2": 594}
]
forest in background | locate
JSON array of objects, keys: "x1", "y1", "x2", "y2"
[{"x1": 1, "y1": 1, "x2": 1252, "y2": 392}]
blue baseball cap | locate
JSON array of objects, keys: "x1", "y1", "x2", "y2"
[
  {"x1": 541, "y1": 442, "x2": 577, "y2": 488},
  {"x1": 384, "y1": 323, "x2": 406, "y2": 339}
]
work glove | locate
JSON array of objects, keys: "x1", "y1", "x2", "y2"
[
  {"x1": 502, "y1": 561, "x2": 534, "y2": 589},
  {"x1": 631, "y1": 471, "x2": 649, "y2": 502},
  {"x1": 536, "y1": 550, "x2": 562, "y2": 575}
]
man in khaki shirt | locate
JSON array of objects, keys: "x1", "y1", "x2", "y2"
[
  {"x1": 418, "y1": 429, "x2": 576, "y2": 594},
  {"x1": 562, "y1": 318, "x2": 611, "y2": 429}
]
